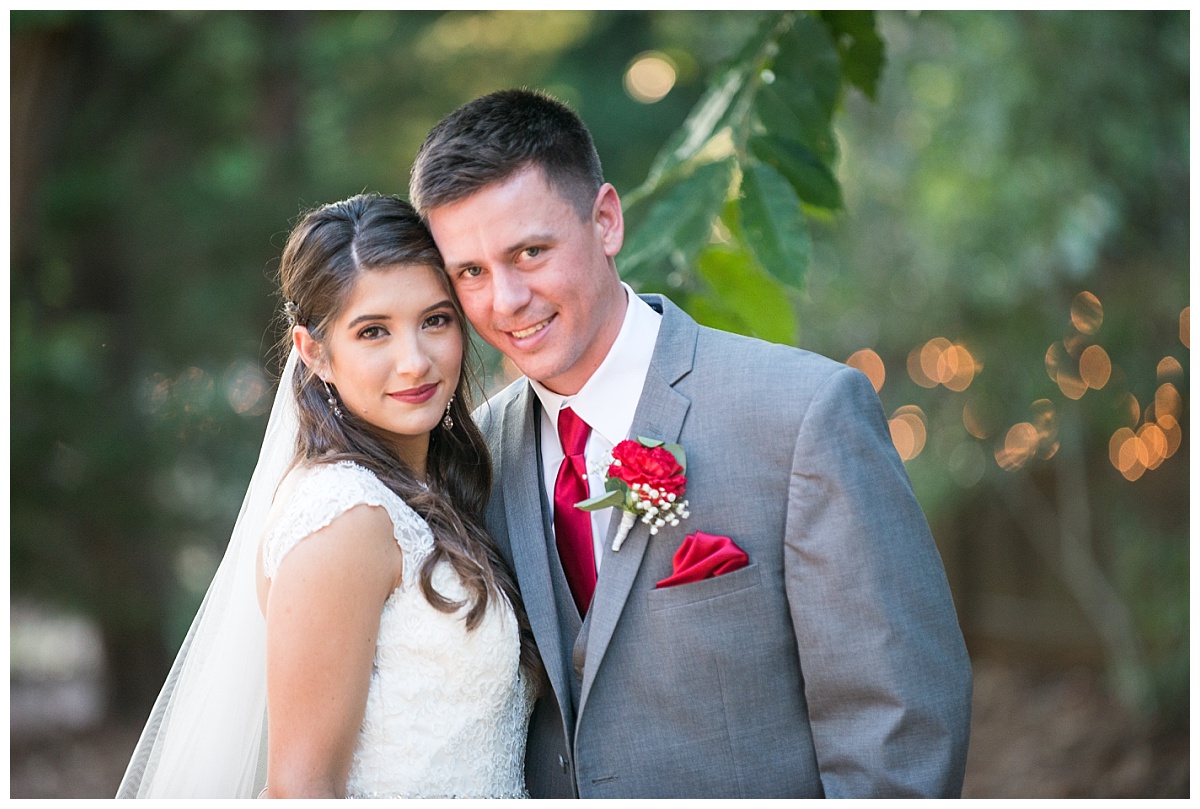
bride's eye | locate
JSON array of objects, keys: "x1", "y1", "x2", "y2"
[
  {"x1": 359, "y1": 325, "x2": 386, "y2": 339},
  {"x1": 424, "y1": 312, "x2": 453, "y2": 329}
]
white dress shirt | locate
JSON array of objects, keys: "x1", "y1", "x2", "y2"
[{"x1": 529, "y1": 284, "x2": 662, "y2": 572}]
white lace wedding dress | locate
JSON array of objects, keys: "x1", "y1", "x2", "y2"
[{"x1": 260, "y1": 460, "x2": 533, "y2": 798}]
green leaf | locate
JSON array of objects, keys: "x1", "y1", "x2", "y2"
[
  {"x1": 662, "y1": 442, "x2": 687, "y2": 475},
  {"x1": 692, "y1": 243, "x2": 797, "y2": 346},
  {"x1": 640, "y1": 68, "x2": 749, "y2": 191},
  {"x1": 620, "y1": 157, "x2": 736, "y2": 285},
  {"x1": 640, "y1": 13, "x2": 791, "y2": 187},
  {"x1": 576, "y1": 490, "x2": 624, "y2": 512},
  {"x1": 771, "y1": 14, "x2": 841, "y2": 118},
  {"x1": 749, "y1": 134, "x2": 842, "y2": 210},
  {"x1": 738, "y1": 161, "x2": 811, "y2": 290},
  {"x1": 753, "y1": 14, "x2": 842, "y2": 166},
  {"x1": 635, "y1": 436, "x2": 665, "y2": 448},
  {"x1": 754, "y1": 76, "x2": 838, "y2": 164},
  {"x1": 818, "y1": 10, "x2": 885, "y2": 100}
]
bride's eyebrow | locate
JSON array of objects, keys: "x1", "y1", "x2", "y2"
[
  {"x1": 346, "y1": 313, "x2": 391, "y2": 328},
  {"x1": 422, "y1": 299, "x2": 454, "y2": 315}
]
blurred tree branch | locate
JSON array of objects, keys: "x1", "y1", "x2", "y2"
[{"x1": 999, "y1": 411, "x2": 1154, "y2": 717}]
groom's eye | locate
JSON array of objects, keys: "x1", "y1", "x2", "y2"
[
  {"x1": 523, "y1": 247, "x2": 542, "y2": 259},
  {"x1": 462, "y1": 266, "x2": 483, "y2": 278}
]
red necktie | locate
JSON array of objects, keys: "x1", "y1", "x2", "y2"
[{"x1": 554, "y1": 407, "x2": 597, "y2": 615}]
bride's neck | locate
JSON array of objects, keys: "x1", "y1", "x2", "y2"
[{"x1": 389, "y1": 431, "x2": 430, "y2": 484}]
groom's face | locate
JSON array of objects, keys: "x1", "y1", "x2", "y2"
[{"x1": 426, "y1": 165, "x2": 626, "y2": 396}]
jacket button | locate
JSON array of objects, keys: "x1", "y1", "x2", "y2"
[{"x1": 559, "y1": 755, "x2": 569, "y2": 773}]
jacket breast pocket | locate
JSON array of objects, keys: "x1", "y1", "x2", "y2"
[{"x1": 646, "y1": 562, "x2": 762, "y2": 612}]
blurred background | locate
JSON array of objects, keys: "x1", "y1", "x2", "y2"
[{"x1": 10, "y1": 10, "x2": 1188, "y2": 797}]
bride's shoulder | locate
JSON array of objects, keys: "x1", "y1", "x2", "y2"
[
  {"x1": 270, "y1": 460, "x2": 394, "y2": 529},
  {"x1": 261, "y1": 460, "x2": 431, "y2": 581},
  {"x1": 283, "y1": 457, "x2": 378, "y2": 489}
]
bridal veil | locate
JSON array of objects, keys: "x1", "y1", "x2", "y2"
[{"x1": 117, "y1": 349, "x2": 300, "y2": 798}]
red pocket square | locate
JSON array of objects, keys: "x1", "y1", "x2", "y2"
[{"x1": 655, "y1": 531, "x2": 749, "y2": 588}]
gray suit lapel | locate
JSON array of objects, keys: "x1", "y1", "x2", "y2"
[
  {"x1": 498, "y1": 383, "x2": 572, "y2": 711},
  {"x1": 577, "y1": 295, "x2": 698, "y2": 713}
]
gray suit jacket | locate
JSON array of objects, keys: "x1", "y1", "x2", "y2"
[{"x1": 475, "y1": 294, "x2": 972, "y2": 798}]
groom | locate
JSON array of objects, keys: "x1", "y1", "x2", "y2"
[{"x1": 410, "y1": 89, "x2": 972, "y2": 798}]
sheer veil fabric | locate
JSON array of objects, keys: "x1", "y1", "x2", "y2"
[{"x1": 117, "y1": 348, "x2": 301, "y2": 798}]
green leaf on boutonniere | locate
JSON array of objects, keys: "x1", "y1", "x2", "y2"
[
  {"x1": 662, "y1": 442, "x2": 687, "y2": 474},
  {"x1": 576, "y1": 489, "x2": 624, "y2": 511},
  {"x1": 636, "y1": 436, "x2": 665, "y2": 448}
]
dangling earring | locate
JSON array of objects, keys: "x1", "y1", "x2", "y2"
[
  {"x1": 442, "y1": 394, "x2": 455, "y2": 431},
  {"x1": 323, "y1": 379, "x2": 344, "y2": 419}
]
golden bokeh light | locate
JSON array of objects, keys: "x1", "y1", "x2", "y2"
[
  {"x1": 1117, "y1": 392, "x2": 1140, "y2": 429},
  {"x1": 846, "y1": 348, "x2": 885, "y2": 393},
  {"x1": 889, "y1": 405, "x2": 927, "y2": 462},
  {"x1": 889, "y1": 418, "x2": 916, "y2": 461},
  {"x1": 1155, "y1": 382, "x2": 1182, "y2": 420},
  {"x1": 1118, "y1": 432, "x2": 1149, "y2": 481},
  {"x1": 993, "y1": 444, "x2": 1018, "y2": 472},
  {"x1": 1030, "y1": 398, "x2": 1056, "y2": 427},
  {"x1": 1138, "y1": 423, "x2": 1168, "y2": 470},
  {"x1": 1063, "y1": 332, "x2": 1087, "y2": 358},
  {"x1": 907, "y1": 345, "x2": 937, "y2": 388},
  {"x1": 1056, "y1": 368, "x2": 1087, "y2": 400},
  {"x1": 912, "y1": 338, "x2": 977, "y2": 391},
  {"x1": 1157, "y1": 414, "x2": 1182, "y2": 457},
  {"x1": 1157, "y1": 356, "x2": 1184, "y2": 380},
  {"x1": 937, "y1": 344, "x2": 977, "y2": 391},
  {"x1": 1006, "y1": 422, "x2": 1039, "y2": 458},
  {"x1": 1030, "y1": 399, "x2": 1058, "y2": 457},
  {"x1": 995, "y1": 422, "x2": 1041, "y2": 472},
  {"x1": 920, "y1": 338, "x2": 952, "y2": 386},
  {"x1": 1109, "y1": 427, "x2": 1154, "y2": 482},
  {"x1": 624, "y1": 52, "x2": 677, "y2": 103},
  {"x1": 1181, "y1": 306, "x2": 1190, "y2": 349},
  {"x1": 1070, "y1": 290, "x2": 1103, "y2": 335},
  {"x1": 1108, "y1": 427, "x2": 1135, "y2": 471},
  {"x1": 1044, "y1": 341, "x2": 1068, "y2": 382},
  {"x1": 1045, "y1": 340, "x2": 1086, "y2": 398},
  {"x1": 962, "y1": 398, "x2": 990, "y2": 439},
  {"x1": 1078, "y1": 344, "x2": 1112, "y2": 389}
]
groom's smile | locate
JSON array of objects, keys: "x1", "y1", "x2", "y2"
[
  {"x1": 427, "y1": 165, "x2": 628, "y2": 395},
  {"x1": 509, "y1": 315, "x2": 554, "y2": 341}
]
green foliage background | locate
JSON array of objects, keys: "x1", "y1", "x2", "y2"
[{"x1": 11, "y1": 10, "x2": 1188, "y2": 730}]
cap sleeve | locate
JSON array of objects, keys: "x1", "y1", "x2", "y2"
[{"x1": 260, "y1": 461, "x2": 434, "y2": 585}]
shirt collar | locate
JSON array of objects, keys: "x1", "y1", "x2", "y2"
[{"x1": 529, "y1": 283, "x2": 662, "y2": 446}]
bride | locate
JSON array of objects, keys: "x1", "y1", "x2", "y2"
[{"x1": 118, "y1": 194, "x2": 540, "y2": 798}]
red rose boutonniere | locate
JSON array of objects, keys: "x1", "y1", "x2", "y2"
[{"x1": 576, "y1": 437, "x2": 690, "y2": 551}]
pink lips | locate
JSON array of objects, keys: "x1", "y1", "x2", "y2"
[{"x1": 388, "y1": 383, "x2": 438, "y2": 404}]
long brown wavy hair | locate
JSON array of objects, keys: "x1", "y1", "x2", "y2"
[{"x1": 276, "y1": 193, "x2": 541, "y2": 687}]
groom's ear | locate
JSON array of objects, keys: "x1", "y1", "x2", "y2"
[
  {"x1": 292, "y1": 326, "x2": 329, "y2": 380},
  {"x1": 593, "y1": 183, "x2": 624, "y2": 259}
]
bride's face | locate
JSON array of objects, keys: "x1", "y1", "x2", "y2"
[{"x1": 307, "y1": 263, "x2": 463, "y2": 461}]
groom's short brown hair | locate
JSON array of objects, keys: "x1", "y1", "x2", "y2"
[{"x1": 409, "y1": 88, "x2": 604, "y2": 221}]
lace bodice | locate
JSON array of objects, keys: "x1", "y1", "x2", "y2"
[{"x1": 261, "y1": 461, "x2": 532, "y2": 798}]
